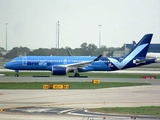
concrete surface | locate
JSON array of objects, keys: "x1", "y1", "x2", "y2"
[
  {"x1": 0, "y1": 85, "x2": 160, "y2": 120},
  {"x1": 0, "y1": 74, "x2": 160, "y2": 120},
  {"x1": 0, "y1": 76, "x2": 160, "y2": 85}
]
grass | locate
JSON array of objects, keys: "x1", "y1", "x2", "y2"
[
  {"x1": 89, "y1": 106, "x2": 160, "y2": 116},
  {"x1": 0, "y1": 82, "x2": 150, "y2": 89},
  {"x1": 0, "y1": 71, "x2": 160, "y2": 78}
]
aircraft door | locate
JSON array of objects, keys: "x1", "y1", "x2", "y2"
[
  {"x1": 22, "y1": 57, "x2": 27, "y2": 66},
  {"x1": 63, "y1": 59, "x2": 67, "y2": 64}
]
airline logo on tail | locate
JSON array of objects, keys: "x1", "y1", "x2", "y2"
[
  {"x1": 102, "y1": 34, "x2": 153, "y2": 70},
  {"x1": 108, "y1": 43, "x2": 148, "y2": 69}
]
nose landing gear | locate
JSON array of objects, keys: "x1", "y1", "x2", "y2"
[
  {"x1": 15, "y1": 70, "x2": 19, "y2": 77},
  {"x1": 15, "y1": 74, "x2": 19, "y2": 77}
]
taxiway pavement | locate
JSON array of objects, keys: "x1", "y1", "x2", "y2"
[{"x1": 0, "y1": 76, "x2": 160, "y2": 85}]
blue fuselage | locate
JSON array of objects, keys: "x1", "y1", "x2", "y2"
[{"x1": 4, "y1": 56, "x2": 156, "y2": 72}]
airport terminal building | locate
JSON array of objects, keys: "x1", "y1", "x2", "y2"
[
  {"x1": 109, "y1": 43, "x2": 160, "y2": 57},
  {"x1": 125, "y1": 43, "x2": 160, "y2": 53}
]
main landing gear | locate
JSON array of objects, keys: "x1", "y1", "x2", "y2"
[
  {"x1": 74, "y1": 72, "x2": 80, "y2": 77},
  {"x1": 69, "y1": 70, "x2": 87, "y2": 78}
]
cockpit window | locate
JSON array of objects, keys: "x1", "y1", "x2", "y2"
[{"x1": 11, "y1": 59, "x2": 16, "y2": 62}]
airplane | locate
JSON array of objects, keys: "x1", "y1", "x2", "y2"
[
  {"x1": 4, "y1": 34, "x2": 158, "y2": 77},
  {"x1": 66, "y1": 48, "x2": 91, "y2": 57},
  {"x1": 132, "y1": 41, "x2": 160, "y2": 59},
  {"x1": 146, "y1": 52, "x2": 160, "y2": 59}
]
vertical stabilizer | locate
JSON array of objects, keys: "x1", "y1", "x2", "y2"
[{"x1": 125, "y1": 34, "x2": 153, "y2": 58}]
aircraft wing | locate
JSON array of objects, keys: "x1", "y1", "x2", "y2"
[{"x1": 57, "y1": 55, "x2": 102, "y2": 70}]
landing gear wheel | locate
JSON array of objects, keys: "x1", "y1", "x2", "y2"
[
  {"x1": 74, "y1": 73, "x2": 80, "y2": 77},
  {"x1": 15, "y1": 74, "x2": 19, "y2": 77}
]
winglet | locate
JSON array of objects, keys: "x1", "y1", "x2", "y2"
[
  {"x1": 93, "y1": 55, "x2": 102, "y2": 61},
  {"x1": 132, "y1": 41, "x2": 136, "y2": 46}
]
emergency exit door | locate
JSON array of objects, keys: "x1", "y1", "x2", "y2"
[{"x1": 22, "y1": 57, "x2": 27, "y2": 66}]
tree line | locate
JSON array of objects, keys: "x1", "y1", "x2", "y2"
[{"x1": 0, "y1": 42, "x2": 124, "y2": 59}]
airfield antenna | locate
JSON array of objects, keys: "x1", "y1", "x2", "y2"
[
  {"x1": 6, "y1": 23, "x2": 8, "y2": 51},
  {"x1": 98, "y1": 25, "x2": 101, "y2": 48}
]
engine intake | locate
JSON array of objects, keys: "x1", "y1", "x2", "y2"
[{"x1": 52, "y1": 66, "x2": 67, "y2": 75}]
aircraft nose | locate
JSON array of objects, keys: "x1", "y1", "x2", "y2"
[
  {"x1": 4, "y1": 63, "x2": 6, "y2": 68},
  {"x1": 4, "y1": 62, "x2": 10, "y2": 69}
]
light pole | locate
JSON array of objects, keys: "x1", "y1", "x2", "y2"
[
  {"x1": 98, "y1": 25, "x2": 101, "y2": 48},
  {"x1": 57, "y1": 21, "x2": 60, "y2": 55},
  {"x1": 6, "y1": 23, "x2": 8, "y2": 51},
  {"x1": 56, "y1": 22, "x2": 57, "y2": 48}
]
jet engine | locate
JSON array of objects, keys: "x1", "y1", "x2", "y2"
[{"x1": 52, "y1": 66, "x2": 67, "y2": 75}]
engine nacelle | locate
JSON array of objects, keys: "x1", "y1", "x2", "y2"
[{"x1": 52, "y1": 66, "x2": 67, "y2": 75}]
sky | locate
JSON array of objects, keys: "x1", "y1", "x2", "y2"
[{"x1": 0, "y1": 0, "x2": 159, "y2": 50}]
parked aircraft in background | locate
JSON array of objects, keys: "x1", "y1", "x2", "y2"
[
  {"x1": 132, "y1": 41, "x2": 160, "y2": 59},
  {"x1": 4, "y1": 34, "x2": 158, "y2": 77},
  {"x1": 66, "y1": 48, "x2": 91, "y2": 57},
  {"x1": 146, "y1": 52, "x2": 160, "y2": 59},
  {"x1": 67, "y1": 48, "x2": 73, "y2": 56}
]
